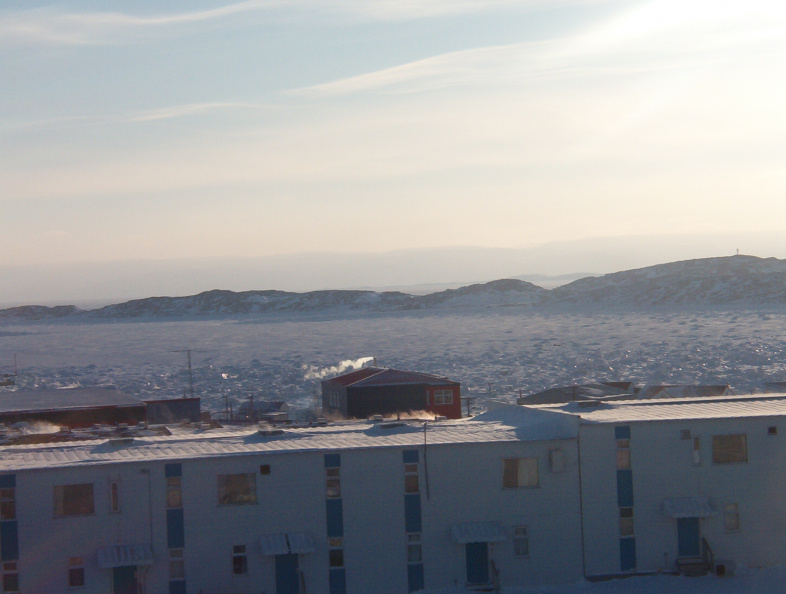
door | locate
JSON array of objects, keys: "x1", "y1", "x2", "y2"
[
  {"x1": 275, "y1": 553, "x2": 299, "y2": 594},
  {"x1": 465, "y1": 542, "x2": 489, "y2": 585},
  {"x1": 677, "y1": 517, "x2": 701, "y2": 558},
  {"x1": 112, "y1": 566, "x2": 137, "y2": 594}
]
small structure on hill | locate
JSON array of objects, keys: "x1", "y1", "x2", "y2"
[
  {"x1": 321, "y1": 366, "x2": 462, "y2": 419},
  {"x1": 236, "y1": 399, "x2": 290, "y2": 423}
]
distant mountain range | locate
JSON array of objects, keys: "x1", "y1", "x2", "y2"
[{"x1": 3, "y1": 255, "x2": 786, "y2": 321}]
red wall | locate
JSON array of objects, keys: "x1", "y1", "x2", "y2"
[{"x1": 424, "y1": 385, "x2": 462, "y2": 419}]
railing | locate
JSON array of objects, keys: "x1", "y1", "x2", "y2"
[
  {"x1": 490, "y1": 559, "x2": 501, "y2": 593},
  {"x1": 702, "y1": 537, "x2": 715, "y2": 574}
]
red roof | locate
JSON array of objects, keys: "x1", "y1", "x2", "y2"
[{"x1": 323, "y1": 367, "x2": 458, "y2": 388}]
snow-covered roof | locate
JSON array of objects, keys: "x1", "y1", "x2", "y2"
[
  {"x1": 0, "y1": 387, "x2": 142, "y2": 413},
  {"x1": 0, "y1": 404, "x2": 576, "y2": 472},
  {"x1": 532, "y1": 394, "x2": 786, "y2": 424},
  {"x1": 323, "y1": 367, "x2": 459, "y2": 388}
]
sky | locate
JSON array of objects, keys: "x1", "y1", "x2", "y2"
[{"x1": 2, "y1": 0, "x2": 786, "y2": 301}]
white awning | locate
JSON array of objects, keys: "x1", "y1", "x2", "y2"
[
  {"x1": 287, "y1": 533, "x2": 315, "y2": 554},
  {"x1": 96, "y1": 544, "x2": 154, "y2": 569},
  {"x1": 259, "y1": 533, "x2": 289, "y2": 556},
  {"x1": 450, "y1": 522, "x2": 507, "y2": 544},
  {"x1": 662, "y1": 497, "x2": 717, "y2": 518}
]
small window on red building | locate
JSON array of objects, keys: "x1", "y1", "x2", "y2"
[{"x1": 434, "y1": 390, "x2": 453, "y2": 405}]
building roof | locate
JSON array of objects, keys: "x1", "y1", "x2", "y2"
[
  {"x1": 532, "y1": 394, "x2": 786, "y2": 425},
  {"x1": 323, "y1": 367, "x2": 459, "y2": 388},
  {"x1": 0, "y1": 388, "x2": 142, "y2": 414},
  {"x1": 0, "y1": 404, "x2": 576, "y2": 472}
]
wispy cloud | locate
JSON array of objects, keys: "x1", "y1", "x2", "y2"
[{"x1": 0, "y1": 0, "x2": 602, "y2": 46}]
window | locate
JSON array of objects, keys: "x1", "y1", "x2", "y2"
[
  {"x1": 724, "y1": 503, "x2": 740, "y2": 531},
  {"x1": 434, "y1": 389, "x2": 453, "y2": 405},
  {"x1": 407, "y1": 533, "x2": 422, "y2": 563},
  {"x1": 549, "y1": 449, "x2": 565, "y2": 473},
  {"x1": 619, "y1": 507, "x2": 634, "y2": 537},
  {"x1": 169, "y1": 549, "x2": 185, "y2": 580},
  {"x1": 326, "y1": 467, "x2": 341, "y2": 498},
  {"x1": 513, "y1": 526, "x2": 529, "y2": 557},
  {"x1": 166, "y1": 477, "x2": 182, "y2": 508},
  {"x1": 712, "y1": 434, "x2": 747, "y2": 464},
  {"x1": 404, "y1": 464, "x2": 419, "y2": 493},
  {"x1": 616, "y1": 439, "x2": 631, "y2": 469},
  {"x1": 68, "y1": 557, "x2": 85, "y2": 588},
  {"x1": 54, "y1": 484, "x2": 94, "y2": 517},
  {"x1": 502, "y1": 458, "x2": 538, "y2": 488},
  {"x1": 260, "y1": 464, "x2": 271, "y2": 475},
  {"x1": 232, "y1": 545, "x2": 248, "y2": 575},
  {"x1": 692, "y1": 436, "x2": 701, "y2": 466},
  {"x1": 0, "y1": 488, "x2": 15, "y2": 520},
  {"x1": 2, "y1": 561, "x2": 18, "y2": 593},
  {"x1": 328, "y1": 538, "x2": 344, "y2": 568},
  {"x1": 768, "y1": 426, "x2": 778, "y2": 436},
  {"x1": 218, "y1": 473, "x2": 256, "y2": 505},
  {"x1": 109, "y1": 481, "x2": 120, "y2": 514},
  {"x1": 681, "y1": 429, "x2": 692, "y2": 440}
]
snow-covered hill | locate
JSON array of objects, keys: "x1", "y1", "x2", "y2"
[
  {"x1": 549, "y1": 255, "x2": 786, "y2": 307},
  {"x1": 4, "y1": 255, "x2": 786, "y2": 320}
]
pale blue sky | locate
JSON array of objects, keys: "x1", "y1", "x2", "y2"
[{"x1": 3, "y1": 0, "x2": 786, "y2": 274}]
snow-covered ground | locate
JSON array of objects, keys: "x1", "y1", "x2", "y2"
[
  {"x1": 422, "y1": 565, "x2": 786, "y2": 593},
  {"x1": 2, "y1": 307, "x2": 786, "y2": 415}
]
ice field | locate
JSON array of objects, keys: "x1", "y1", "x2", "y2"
[{"x1": 3, "y1": 307, "x2": 786, "y2": 415}]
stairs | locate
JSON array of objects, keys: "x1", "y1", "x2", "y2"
[{"x1": 677, "y1": 556, "x2": 712, "y2": 577}]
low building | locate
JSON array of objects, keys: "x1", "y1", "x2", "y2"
[
  {"x1": 144, "y1": 397, "x2": 201, "y2": 425},
  {"x1": 0, "y1": 405, "x2": 581, "y2": 594},
  {"x1": 0, "y1": 388, "x2": 145, "y2": 429},
  {"x1": 321, "y1": 367, "x2": 462, "y2": 420}
]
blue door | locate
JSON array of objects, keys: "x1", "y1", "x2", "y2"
[
  {"x1": 465, "y1": 542, "x2": 489, "y2": 585},
  {"x1": 112, "y1": 566, "x2": 137, "y2": 594},
  {"x1": 677, "y1": 517, "x2": 701, "y2": 557},
  {"x1": 275, "y1": 553, "x2": 299, "y2": 594}
]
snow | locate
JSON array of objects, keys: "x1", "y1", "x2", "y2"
[
  {"x1": 419, "y1": 566, "x2": 786, "y2": 593},
  {"x1": 3, "y1": 307, "x2": 786, "y2": 416}
]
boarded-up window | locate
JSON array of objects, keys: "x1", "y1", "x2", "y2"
[
  {"x1": 218, "y1": 473, "x2": 257, "y2": 505},
  {"x1": 167, "y1": 477, "x2": 182, "y2": 508},
  {"x1": 54, "y1": 484, "x2": 94, "y2": 516},
  {"x1": 513, "y1": 526, "x2": 529, "y2": 557},
  {"x1": 502, "y1": 458, "x2": 538, "y2": 488},
  {"x1": 724, "y1": 503, "x2": 740, "y2": 531},
  {"x1": 712, "y1": 434, "x2": 747, "y2": 464}
]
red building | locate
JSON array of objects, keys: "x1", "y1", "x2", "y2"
[{"x1": 321, "y1": 367, "x2": 462, "y2": 419}]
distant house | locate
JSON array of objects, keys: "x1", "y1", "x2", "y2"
[
  {"x1": 322, "y1": 367, "x2": 462, "y2": 419},
  {"x1": 518, "y1": 382, "x2": 637, "y2": 405},
  {"x1": 0, "y1": 387, "x2": 146, "y2": 428},
  {"x1": 144, "y1": 397, "x2": 201, "y2": 425},
  {"x1": 636, "y1": 385, "x2": 732, "y2": 399},
  {"x1": 236, "y1": 399, "x2": 290, "y2": 423}
]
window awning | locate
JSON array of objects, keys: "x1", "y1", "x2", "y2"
[
  {"x1": 259, "y1": 533, "x2": 289, "y2": 556},
  {"x1": 662, "y1": 496, "x2": 717, "y2": 518},
  {"x1": 259, "y1": 532, "x2": 316, "y2": 556},
  {"x1": 287, "y1": 532, "x2": 316, "y2": 554},
  {"x1": 450, "y1": 522, "x2": 507, "y2": 544},
  {"x1": 96, "y1": 544, "x2": 154, "y2": 569}
]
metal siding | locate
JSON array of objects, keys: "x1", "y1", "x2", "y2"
[
  {"x1": 614, "y1": 425, "x2": 631, "y2": 440},
  {"x1": 407, "y1": 564, "x2": 425, "y2": 593},
  {"x1": 329, "y1": 568, "x2": 347, "y2": 594},
  {"x1": 165, "y1": 463, "x2": 182, "y2": 478},
  {"x1": 0, "y1": 475, "x2": 15, "y2": 489},
  {"x1": 167, "y1": 508, "x2": 185, "y2": 549},
  {"x1": 619, "y1": 538, "x2": 636, "y2": 571},
  {"x1": 616, "y1": 469, "x2": 634, "y2": 507},
  {"x1": 326, "y1": 498, "x2": 344, "y2": 538},
  {"x1": 0, "y1": 521, "x2": 18, "y2": 561},
  {"x1": 402, "y1": 450, "x2": 419, "y2": 464},
  {"x1": 404, "y1": 494, "x2": 422, "y2": 533}
]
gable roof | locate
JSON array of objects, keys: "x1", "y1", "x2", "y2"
[{"x1": 323, "y1": 367, "x2": 458, "y2": 388}]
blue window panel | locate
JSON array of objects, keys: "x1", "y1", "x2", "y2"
[
  {"x1": 325, "y1": 453, "x2": 341, "y2": 468},
  {"x1": 403, "y1": 450, "x2": 419, "y2": 464},
  {"x1": 407, "y1": 563, "x2": 425, "y2": 593},
  {"x1": 677, "y1": 517, "x2": 701, "y2": 558},
  {"x1": 404, "y1": 494, "x2": 422, "y2": 533},
  {"x1": 169, "y1": 580, "x2": 187, "y2": 594},
  {"x1": 165, "y1": 463, "x2": 182, "y2": 478},
  {"x1": 0, "y1": 475, "x2": 15, "y2": 489},
  {"x1": 466, "y1": 542, "x2": 489, "y2": 585},
  {"x1": 616, "y1": 469, "x2": 634, "y2": 507},
  {"x1": 275, "y1": 553, "x2": 300, "y2": 594},
  {"x1": 167, "y1": 508, "x2": 185, "y2": 549},
  {"x1": 620, "y1": 538, "x2": 636, "y2": 571},
  {"x1": 0, "y1": 521, "x2": 19, "y2": 561},
  {"x1": 326, "y1": 498, "x2": 344, "y2": 538},
  {"x1": 615, "y1": 425, "x2": 631, "y2": 440},
  {"x1": 329, "y1": 568, "x2": 346, "y2": 594}
]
